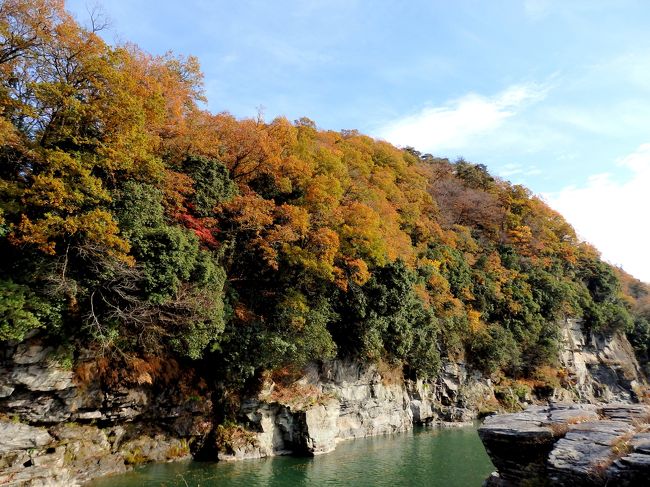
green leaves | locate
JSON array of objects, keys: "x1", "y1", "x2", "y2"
[
  {"x1": 0, "y1": 278, "x2": 61, "y2": 341},
  {"x1": 335, "y1": 260, "x2": 441, "y2": 378},
  {"x1": 183, "y1": 155, "x2": 237, "y2": 217}
]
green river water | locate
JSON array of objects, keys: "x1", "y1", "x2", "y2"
[{"x1": 89, "y1": 424, "x2": 494, "y2": 487}]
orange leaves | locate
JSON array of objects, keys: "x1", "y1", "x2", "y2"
[
  {"x1": 13, "y1": 209, "x2": 131, "y2": 263},
  {"x1": 12, "y1": 214, "x2": 58, "y2": 254},
  {"x1": 203, "y1": 111, "x2": 440, "y2": 288},
  {"x1": 223, "y1": 193, "x2": 275, "y2": 233},
  {"x1": 346, "y1": 258, "x2": 370, "y2": 286},
  {"x1": 223, "y1": 194, "x2": 308, "y2": 271},
  {"x1": 423, "y1": 265, "x2": 463, "y2": 317},
  {"x1": 162, "y1": 169, "x2": 194, "y2": 215},
  {"x1": 211, "y1": 113, "x2": 276, "y2": 183},
  {"x1": 308, "y1": 227, "x2": 339, "y2": 266},
  {"x1": 222, "y1": 192, "x2": 345, "y2": 280},
  {"x1": 508, "y1": 225, "x2": 534, "y2": 256},
  {"x1": 339, "y1": 201, "x2": 386, "y2": 266}
]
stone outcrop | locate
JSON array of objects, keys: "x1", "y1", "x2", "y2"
[
  {"x1": 558, "y1": 319, "x2": 645, "y2": 403},
  {"x1": 479, "y1": 403, "x2": 650, "y2": 486}
]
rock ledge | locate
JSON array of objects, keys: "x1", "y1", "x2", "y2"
[{"x1": 478, "y1": 403, "x2": 650, "y2": 486}]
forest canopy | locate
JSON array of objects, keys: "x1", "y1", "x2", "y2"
[{"x1": 1, "y1": 0, "x2": 647, "y2": 388}]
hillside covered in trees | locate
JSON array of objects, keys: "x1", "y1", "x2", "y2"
[{"x1": 1, "y1": 0, "x2": 649, "y2": 394}]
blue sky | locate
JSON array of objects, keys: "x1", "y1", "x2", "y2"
[{"x1": 66, "y1": 0, "x2": 650, "y2": 281}]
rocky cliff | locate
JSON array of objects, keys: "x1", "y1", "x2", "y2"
[
  {"x1": 0, "y1": 339, "x2": 213, "y2": 486},
  {"x1": 557, "y1": 319, "x2": 645, "y2": 403},
  {"x1": 213, "y1": 359, "x2": 494, "y2": 461},
  {"x1": 0, "y1": 318, "x2": 646, "y2": 485}
]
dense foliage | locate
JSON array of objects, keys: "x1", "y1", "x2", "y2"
[{"x1": 0, "y1": 1, "x2": 645, "y2": 388}]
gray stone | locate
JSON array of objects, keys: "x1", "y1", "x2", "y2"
[
  {"x1": 301, "y1": 400, "x2": 340, "y2": 454},
  {"x1": 5, "y1": 393, "x2": 72, "y2": 423},
  {"x1": 559, "y1": 319, "x2": 645, "y2": 404},
  {"x1": 10, "y1": 365, "x2": 74, "y2": 392},
  {"x1": 0, "y1": 421, "x2": 53, "y2": 453},
  {"x1": 0, "y1": 383, "x2": 14, "y2": 398},
  {"x1": 479, "y1": 404, "x2": 650, "y2": 486},
  {"x1": 74, "y1": 410, "x2": 102, "y2": 420},
  {"x1": 548, "y1": 420, "x2": 635, "y2": 482},
  {"x1": 12, "y1": 343, "x2": 53, "y2": 365}
]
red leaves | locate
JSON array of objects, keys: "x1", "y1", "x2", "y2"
[{"x1": 176, "y1": 213, "x2": 218, "y2": 248}]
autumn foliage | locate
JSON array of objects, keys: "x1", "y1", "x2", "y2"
[{"x1": 0, "y1": 1, "x2": 645, "y2": 388}]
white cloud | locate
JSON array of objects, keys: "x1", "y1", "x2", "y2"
[
  {"x1": 544, "y1": 144, "x2": 650, "y2": 282},
  {"x1": 498, "y1": 163, "x2": 543, "y2": 178},
  {"x1": 377, "y1": 84, "x2": 547, "y2": 153},
  {"x1": 524, "y1": 0, "x2": 552, "y2": 20}
]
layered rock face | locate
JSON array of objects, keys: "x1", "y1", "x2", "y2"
[
  {"x1": 216, "y1": 359, "x2": 494, "y2": 460},
  {"x1": 558, "y1": 320, "x2": 645, "y2": 403},
  {"x1": 0, "y1": 341, "x2": 492, "y2": 483},
  {"x1": 479, "y1": 403, "x2": 650, "y2": 486},
  {"x1": 0, "y1": 340, "x2": 213, "y2": 486}
]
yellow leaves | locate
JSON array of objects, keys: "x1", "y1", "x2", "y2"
[
  {"x1": 305, "y1": 174, "x2": 342, "y2": 224},
  {"x1": 266, "y1": 205, "x2": 310, "y2": 253},
  {"x1": 282, "y1": 227, "x2": 340, "y2": 281},
  {"x1": 339, "y1": 201, "x2": 387, "y2": 266},
  {"x1": 314, "y1": 146, "x2": 345, "y2": 178},
  {"x1": 12, "y1": 209, "x2": 131, "y2": 263},
  {"x1": 425, "y1": 268, "x2": 463, "y2": 318},
  {"x1": 278, "y1": 291, "x2": 309, "y2": 331},
  {"x1": 13, "y1": 214, "x2": 59, "y2": 254},
  {"x1": 6, "y1": 148, "x2": 132, "y2": 260},
  {"x1": 467, "y1": 308, "x2": 485, "y2": 333},
  {"x1": 508, "y1": 225, "x2": 534, "y2": 257},
  {"x1": 419, "y1": 257, "x2": 442, "y2": 271},
  {"x1": 342, "y1": 148, "x2": 373, "y2": 179},
  {"x1": 343, "y1": 258, "x2": 370, "y2": 286},
  {"x1": 65, "y1": 209, "x2": 133, "y2": 263},
  {"x1": 26, "y1": 175, "x2": 69, "y2": 210},
  {"x1": 0, "y1": 115, "x2": 19, "y2": 147},
  {"x1": 23, "y1": 150, "x2": 109, "y2": 210}
]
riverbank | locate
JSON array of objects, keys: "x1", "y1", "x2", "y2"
[{"x1": 0, "y1": 318, "x2": 646, "y2": 486}]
